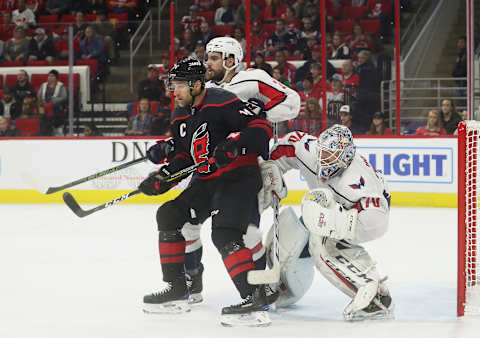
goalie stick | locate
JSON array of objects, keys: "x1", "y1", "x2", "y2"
[
  {"x1": 248, "y1": 123, "x2": 281, "y2": 284},
  {"x1": 63, "y1": 158, "x2": 214, "y2": 218},
  {"x1": 23, "y1": 157, "x2": 147, "y2": 194}
]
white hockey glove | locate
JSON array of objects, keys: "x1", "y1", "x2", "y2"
[
  {"x1": 301, "y1": 188, "x2": 358, "y2": 241},
  {"x1": 258, "y1": 160, "x2": 287, "y2": 212}
]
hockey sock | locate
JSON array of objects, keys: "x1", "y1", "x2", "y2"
[
  {"x1": 185, "y1": 246, "x2": 203, "y2": 275},
  {"x1": 158, "y1": 230, "x2": 186, "y2": 281},
  {"x1": 220, "y1": 241, "x2": 256, "y2": 299}
]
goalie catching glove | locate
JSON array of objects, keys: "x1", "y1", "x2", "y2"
[
  {"x1": 139, "y1": 166, "x2": 175, "y2": 196},
  {"x1": 301, "y1": 188, "x2": 358, "y2": 241}
]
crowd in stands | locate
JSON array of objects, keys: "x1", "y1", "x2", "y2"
[{"x1": 0, "y1": 0, "x2": 149, "y2": 136}]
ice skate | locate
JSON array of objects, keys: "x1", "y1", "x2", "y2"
[
  {"x1": 220, "y1": 285, "x2": 272, "y2": 327},
  {"x1": 143, "y1": 279, "x2": 190, "y2": 314},
  {"x1": 186, "y1": 263, "x2": 204, "y2": 304}
]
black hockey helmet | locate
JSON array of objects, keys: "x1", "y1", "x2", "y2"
[{"x1": 167, "y1": 57, "x2": 206, "y2": 90}]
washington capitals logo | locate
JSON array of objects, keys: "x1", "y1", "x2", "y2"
[
  {"x1": 304, "y1": 138, "x2": 314, "y2": 151},
  {"x1": 349, "y1": 176, "x2": 365, "y2": 190}
]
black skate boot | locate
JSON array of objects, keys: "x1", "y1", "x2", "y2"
[
  {"x1": 143, "y1": 279, "x2": 190, "y2": 314},
  {"x1": 220, "y1": 285, "x2": 271, "y2": 327},
  {"x1": 186, "y1": 263, "x2": 204, "y2": 304}
]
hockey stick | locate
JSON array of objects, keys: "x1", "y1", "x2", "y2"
[
  {"x1": 23, "y1": 157, "x2": 147, "y2": 194},
  {"x1": 248, "y1": 123, "x2": 281, "y2": 284},
  {"x1": 63, "y1": 159, "x2": 214, "y2": 218}
]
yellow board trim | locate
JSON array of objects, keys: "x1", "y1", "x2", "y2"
[{"x1": 0, "y1": 190, "x2": 457, "y2": 208}]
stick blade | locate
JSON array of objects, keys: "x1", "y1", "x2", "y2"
[
  {"x1": 247, "y1": 266, "x2": 280, "y2": 285},
  {"x1": 62, "y1": 192, "x2": 89, "y2": 218},
  {"x1": 20, "y1": 172, "x2": 49, "y2": 194}
]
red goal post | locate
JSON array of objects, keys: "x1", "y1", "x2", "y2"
[{"x1": 458, "y1": 120, "x2": 480, "y2": 316}]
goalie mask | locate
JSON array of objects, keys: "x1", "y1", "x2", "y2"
[
  {"x1": 317, "y1": 124, "x2": 356, "y2": 180},
  {"x1": 206, "y1": 37, "x2": 243, "y2": 74}
]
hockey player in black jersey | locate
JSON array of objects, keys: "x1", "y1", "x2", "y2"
[{"x1": 139, "y1": 58, "x2": 274, "y2": 326}]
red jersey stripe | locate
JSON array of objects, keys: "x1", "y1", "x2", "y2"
[
  {"x1": 196, "y1": 154, "x2": 258, "y2": 180},
  {"x1": 258, "y1": 81, "x2": 287, "y2": 111},
  {"x1": 159, "y1": 242, "x2": 186, "y2": 256},
  {"x1": 223, "y1": 248, "x2": 253, "y2": 270},
  {"x1": 228, "y1": 262, "x2": 255, "y2": 279},
  {"x1": 161, "y1": 256, "x2": 185, "y2": 264}
]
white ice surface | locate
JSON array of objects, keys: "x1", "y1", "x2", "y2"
[{"x1": 1, "y1": 204, "x2": 479, "y2": 338}]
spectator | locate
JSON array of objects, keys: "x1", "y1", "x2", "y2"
[
  {"x1": 88, "y1": 0, "x2": 109, "y2": 14},
  {"x1": 367, "y1": 111, "x2": 393, "y2": 135},
  {"x1": 282, "y1": 4, "x2": 301, "y2": 29},
  {"x1": 108, "y1": 0, "x2": 137, "y2": 15},
  {"x1": 342, "y1": 59, "x2": 360, "y2": 101},
  {"x1": 324, "y1": 73, "x2": 345, "y2": 126},
  {"x1": 0, "y1": 11, "x2": 15, "y2": 41},
  {"x1": 15, "y1": 90, "x2": 44, "y2": 119},
  {"x1": 46, "y1": 0, "x2": 73, "y2": 16},
  {"x1": 0, "y1": 0, "x2": 16, "y2": 11},
  {"x1": 251, "y1": 51, "x2": 273, "y2": 76},
  {"x1": 194, "y1": 0, "x2": 217, "y2": 12},
  {"x1": 452, "y1": 36, "x2": 467, "y2": 100},
  {"x1": 354, "y1": 50, "x2": 380, "y2": 131},
  {"x1": 12, "y1": 0, "x2": 36, "y2": 30},
  {"x1": 197, "y1": 21, "x2": 217, "y2": 44},
  {"x1": 158, "y1": 52, "x2": 171, "y2": 77},
  {"x1": 266, "y1": 19, "x2": 298, "y2": 56},
  {"x1": 173, "y1": 37, "x2": 187, "y2": 61},
  {"x1": 235, "y1": 0, "x2": 259, "y2": 25},
  {"x1": 190, "y1": 39, "x2": 206, "y2": 61},
  {"x1": 27, "y1": 28, "x2": 56, "y2": 64},
  {"x1": 289, "y1": 97, "x2": 322, "y2": 135},
  {"x1": 344, "y1": 23, "x2": 376, "y2": 58},
  {"x1": 339, "y1": 104, "x2": 363, "y2": 135},
  {"x1": 264, "y1": 0, "x2": 287, "y2": 21},
  {"x1": 55, "y1": 28, "x2": 80, "y2": 60},
  {"x1": 125, "y1": 98, "x2": 154, "y2": 136},
  {"x1": 366, "y1": 0, "x2": 392, "y2": 41},
  {"x1": 305, "y1": 2, "x2": 321, "y2": 30},
  {"x1": 414, "y1": 110, "x2": 447, "y2": 136},
  {"x1": 299, "y1": 17, "x2": 318, "y2": 42},
  {"x1": 300, "y1": 36, "x2": 318, "y2": 61},
  {"x1": 310, "y1": 62, "x2": 328, "y2": 94},
  {"x1": 272, "y1": 68, "x2": 291, "y2": 88},
  {"x1": 249, "y1": 19, "x2": 268, "y2": 55},
  {"x1": 355, "y1": 50, "x2": 379, "y2": 92},
  {"x1": 454, "y1": 110, "x2": 469, "y2": 135},
  {"x1": 94, "y1": 10, "x2": 117, "y2": 62},
  {"x1": 79, "y1": 25, "x2": 106, "y2": 64},
  {"x1": 37, "y1": 69, "x2": 68, "y2": 114},
  {"x1": 214, "y1": 0, "x2": 235, "y2": 26},
  {"x1": 298, "y1": 75, "x2": 321, "y2": 114},
  {"x1": 0, "y1": 116, "x2": 20, "y2": 136},
  {"x1": 11, "y1": 70, "x2": 36, "y2": 104},
  {"x1": 293, "y1": 0, "x2": 309, "y2": 19},
  {"x1": 274, "y1": 49, "x2": 296, "y2": 85},
  {"x1": 37, "y1": 70, "x2": 67, "y2": 135},
  {"x1": 440, "y1": 98, "x2": 462, "y2": 135},
  {"x1": 83, "y1": 122, "x2": 102, "y2": 136},
  {"x1": 179, "y1": 28, "x2": 196, "y2": 55},
  {"x1": 138, "y1": 64, "x2": 166, "y2": 102},
  {"x1": 73, "y1": 11, "x2": 89, "y2": 38},
  {"x1": 3, "y1": 26, "x2": 29, "y2": 63},
  {"x1": 294, "y1": 45, "x2": 337, "y2": 89},
  {"x1": 233, "y1": 26, "x2": 246, "y2": 56},
  {"x1": 0, "y1": 87, "x2": 18, "y2": 120},
  {"x1": 330, "y1": 32, "x2": 351, "y2": 60},
  {"x1": 181, "y1": 5, "x2": 206, "y2": 33}
]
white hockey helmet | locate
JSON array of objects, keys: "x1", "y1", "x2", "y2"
[
  {"x1": 316, "y1": 124, "x2": 356, "y2": 180},
  {"x1": 206, "y1": 36, "x2": 243, "y2": 71}
]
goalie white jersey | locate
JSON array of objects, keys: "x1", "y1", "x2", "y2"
[
  {"x1": 270, "y1": 130, "x2": 390, "y2": 243},
  {"x1": 206, "y1": 68, "x2": 300, "y2": 123}
]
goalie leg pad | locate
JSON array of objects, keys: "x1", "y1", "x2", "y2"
[
  {"x1": 244, "y1": 224, "x2": 265, "y2": 263},
  {"x1": 264, "y1": 207, "x2": 315, "y2": 307}
]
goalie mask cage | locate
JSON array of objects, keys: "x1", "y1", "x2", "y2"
[{"x1": 458, "y1": 120, "x2": 480, "y2": 316}]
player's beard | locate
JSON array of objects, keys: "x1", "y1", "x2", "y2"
[{"x1": 206, "y1": 67, "x2": 225, "y2": 82}]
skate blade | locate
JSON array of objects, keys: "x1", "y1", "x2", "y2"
[
  {"x1": 188, "y1": 293, "x2": 203, "y2": 304},
  {"x1": 221, "y1": 311, "x2": 272, "y2": 327},
  {"x1": 143, "y1": 300, "x2": 191, "y2": 314},
  {"x1": 344, "y1": 306, "x2": 395, "y2": 322}
]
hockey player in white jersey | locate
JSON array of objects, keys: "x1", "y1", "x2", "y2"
[
  {"x1": 260, "y1": 124, "x2": 393, "y2": 320},
  {"x1": 145, "y1": 37, "x2": 301, "y2": 314}
]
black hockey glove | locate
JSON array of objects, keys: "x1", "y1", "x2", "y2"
[
  {"x1": 138, "y1": 166, "x2": 173, "y2": 196},
  {"x1": 213, "y1": 139, "x2": 239, "y2": 168},
  {"x1": 146, "y1": 139, "x2": 175, "y2": 164},
  {"x1": 245, "y1": 98, "x2": 265, "y2": 116}
]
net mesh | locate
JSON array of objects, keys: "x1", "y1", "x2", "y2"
[{"x1": 464, "y1": 120, "x2": 480, "y2": 314}]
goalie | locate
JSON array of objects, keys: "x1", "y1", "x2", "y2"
[{"x1": 260, "y1": 124, "x2": 393, "y2": 321}]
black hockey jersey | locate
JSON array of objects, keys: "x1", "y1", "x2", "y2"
[{"x1": 170, "y1": 87, "x2": 272, "y2": 180}]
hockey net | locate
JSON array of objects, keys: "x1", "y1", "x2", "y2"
[{"x1": 458, "y1": 120, "x2": 480, "y2": 316}]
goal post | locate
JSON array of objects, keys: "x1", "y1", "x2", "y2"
[{"x1": 458, "y1": 120, "x2": 480, "y2": 316}]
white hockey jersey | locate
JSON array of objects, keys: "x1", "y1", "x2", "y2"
[
  {"x1": 206, "y1": 68, "x2": 300, "y2": 123},
  {"x1": 270, "y1": 130, "x2": 390, "y2": 243}
]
